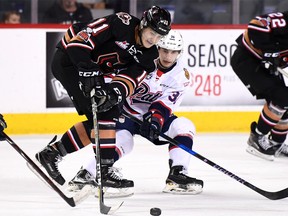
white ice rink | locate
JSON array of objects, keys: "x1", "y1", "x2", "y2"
[{"x1": 1, "y1": 133, "x2": 288, "y2": 216}]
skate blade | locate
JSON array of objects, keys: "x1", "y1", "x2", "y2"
[
  {"x1": 246, "y1": 145, "x2": 274, "y2": 161},
  {"x1": 162, "y1": 183, "x2": 203, "y2": 195},
  {"x1": 66, "y1": 182, "x2": 97, "y2": 193},
  {"x1": 72, "y1": 184, "x2": 95, "y2": 205}
]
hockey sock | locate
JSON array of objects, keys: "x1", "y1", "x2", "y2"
[
  {"x1": 270, "y1": 117, "x2": 288, "y2": 143},
  {"x1": 257, "y1": 102, "x2": 284, "y2": 134},
  {"x1": 270, "y1": 127, "x2": 288, "y2": 143},
  {"x1": 96, "y1": 120, "x2": 116, "y2": 165},
  {"x1": 60, "y1": 121, "x2": 92, "y2": 153},
  {"x1": 169, "y1": 136, "x2": 193, "y2": 169}
]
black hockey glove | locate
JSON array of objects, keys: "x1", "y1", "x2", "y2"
[
  {"x1": 0, "y1": 114, "x2": 7, "y2": 141},
  {"x1": 93, "y1": 85, "x2": 123, "y2": 113},
  {"x1": 261, "y1": 52, "x2": 280, "y2": 75},
  {"x1": 140, "y1": 111, "x2": 163, "y2": 143},
  {"x1": 78, "y1": 64, "x2": 104, "y2": 97}
]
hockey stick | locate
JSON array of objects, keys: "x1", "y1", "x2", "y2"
[
  {"x1": 91, "y1": 90, "x2": 123, "y2": 215},
  {"x1": 0, "y1": 131, "x2": 92, "y2": 207},
  {"x1": 122, "y1": 111, "x2": 288, "y2": 200}
]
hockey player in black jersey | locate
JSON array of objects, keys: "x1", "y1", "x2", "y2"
[
  {"x1": 35, "y1": 6, "x2": 171, "y2": 186},
  {"x1": 231, "y1": 11, "x2": 288, "y2": 161},
  {"x1": 67, "y1": 30, "x2": 203, "y2": 197}
]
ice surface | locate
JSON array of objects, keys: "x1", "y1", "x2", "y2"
[{"x1": 0, "y1": 133, "x2": 288, "y2": 216}]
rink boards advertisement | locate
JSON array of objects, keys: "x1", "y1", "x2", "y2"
[
  {"x1": 46, "y1": 26, "x2": 263, "y2": 109},
  {"x1": 0, "y1": 25, "x2": 262, "y2": 134},
  {"x1": 180, "y1": 29, "x2": 263, "y2": 106}
]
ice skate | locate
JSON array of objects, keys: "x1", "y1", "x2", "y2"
[
  {"x1": 97, "y1": 165, "x2": 134, "y2": 198},
  {"x1": 163, "y1": 165, "x2": 203, "y2": 194},
  {"x1": 276, "y1": 144, "x2": 288, "y2": 157},
  {"x1": 35, "y1": 136, "x2": 66, "y2": 185},
  {"x1": 67, "y1": 167, "x2": 97, "y2": 192},
  {"x1": 246, "y1": 122, "x2": 276, "y2": 161},
  {"x1": 271, "y1": 141, "x2": 288, "y2": 157}
]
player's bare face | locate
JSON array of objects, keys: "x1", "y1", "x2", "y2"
[
  {"x1": 141, "y1": 28, "x2": 163, "y2": 48},
  {"x1": 5, "y1": 14, "x2": 20, "y2": 24},
  {"x1": 158, "y1": 48, "x2": 180, "y2": 68}
]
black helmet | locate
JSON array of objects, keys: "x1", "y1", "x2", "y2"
[{"x1": 140, "y1": 5, "x2": 171, "y2": 36}]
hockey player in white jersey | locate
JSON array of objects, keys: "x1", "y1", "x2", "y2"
[{"x1": 68, "y1": 30, "x2": 203, "y2": 196}]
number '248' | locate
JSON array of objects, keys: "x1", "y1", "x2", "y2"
[{"x1": 191, "y1": 74, "x2": 221, "y2": 96}]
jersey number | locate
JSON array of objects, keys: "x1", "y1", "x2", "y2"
[{"x1": 268, "y1": 12, "x2": 286, "y2": 28}]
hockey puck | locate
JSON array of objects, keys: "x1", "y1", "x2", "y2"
[{"x1": 150, "y1": 207, "x2": 161, "y2": 215}]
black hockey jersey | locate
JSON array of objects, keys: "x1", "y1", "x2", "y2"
[
  {"x1": 57, "y1": 12, "x2": 159, "y2": 97},
  {"x1": 236, "y1": 11, "x2": 288, "y2": 61}
]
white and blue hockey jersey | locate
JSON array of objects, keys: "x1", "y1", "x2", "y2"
[{"x1": 123, "y1": 57, "x2": 191, "y2": 122}]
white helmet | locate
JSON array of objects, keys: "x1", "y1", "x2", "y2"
[{"x1": 157, "y1": 30, "x2": 183, "y2": 52}]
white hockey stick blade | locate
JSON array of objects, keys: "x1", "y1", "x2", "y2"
[
  {"x1": 72, "y1": 184, "x2": 95, "y2": 205},
  {"x1": 68, "y1": 184, "x2": 132, "y2": 199}
]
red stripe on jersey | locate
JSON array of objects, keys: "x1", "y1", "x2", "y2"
[
  {"x1": 115, "y1": 147, "x2": 122, "y2": 158},
  {"x1": 151, "y1": 101, "x2": 172, "y2": 116},
  {"x1": 156, "y1": 69, "x2": 164, "y2": 80}
]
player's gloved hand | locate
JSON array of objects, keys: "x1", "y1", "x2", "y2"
[
  {"x1": 140, "y1": 111, "x2": 163, "y2": 142},
  {"x1": 0, "y1": 114, "x2": 7, "y2": 141},
  {"x1": 93, "y1": 85, "x2": 123, "y2": 113},
  {"x1": 261, "y1": 52, "x2": 280, "y2": 75},
  {"x1": 78, "y1": 63, "x2": 104, "y2": 97}
]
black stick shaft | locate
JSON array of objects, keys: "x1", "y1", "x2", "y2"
[
  {"x1": 0, "y1": 132, "x2": 76, "y2": 206},
  {"x1": 123, "y1": 111, "x2": 288, "y2": 200},
  {"x1": 91, "y1": 94, "x2": 121, "y2": 214}
]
